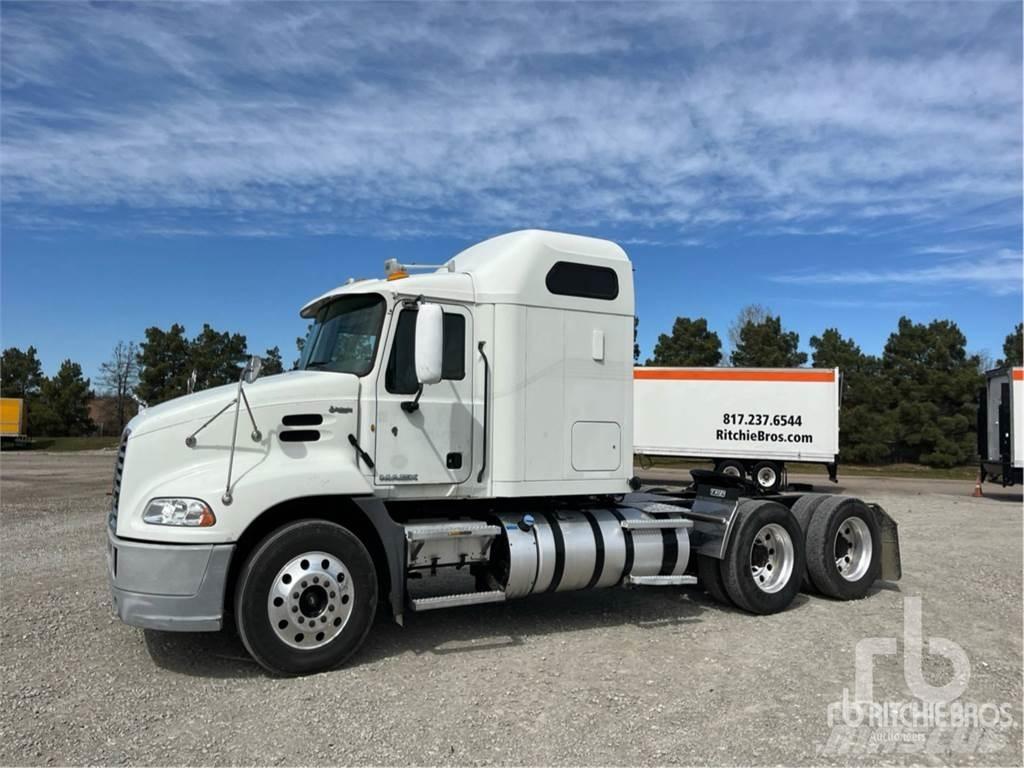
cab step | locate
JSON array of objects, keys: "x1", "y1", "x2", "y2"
[
  {"x1": 404, "y1": 520, "x2": 503, "y2": 570},
  {"x1": 620, "y1": 518, "x2": 693, "y2": 530},
  {"x1": 409, "y1": 590, "x2": 507, "y2": 612},
  {"x1": 404, "y1": 520, "x2": 503, "y2": 542},
  {"x1": 626, "y1": 574, "x2": 698, "y2": 586}
]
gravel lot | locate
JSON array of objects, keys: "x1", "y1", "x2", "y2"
[{"x1": 2, "y1": 452, "x2": 1021, "y2": 766}]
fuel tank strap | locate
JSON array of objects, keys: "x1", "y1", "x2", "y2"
[
  {"x1": 581, "y1": 510, "x2": 605, "y2": 590},
  {"x1": 539, "y1": 510, "x2": 566, "y2": 593},
  {"x1": 659, "y1": 523, "x2": 679, "y2": 576},
  {"x1": 608, "y1": 508, "x2": 634, "y2": 585}
]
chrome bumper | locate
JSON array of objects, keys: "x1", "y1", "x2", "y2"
[{"x1": 107, "y1": 529, "x2": 234, "y2": 632}]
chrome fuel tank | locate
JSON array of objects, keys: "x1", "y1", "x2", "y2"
[{"x1": 489, "y1": 505, "x2": 690, "y2": 598}]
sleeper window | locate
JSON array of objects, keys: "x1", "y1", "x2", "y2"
[{"x1": 545, "y1": 261, "x2": 619, "y2": 300}]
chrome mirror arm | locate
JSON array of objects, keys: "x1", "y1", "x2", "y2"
[
  {"x1": 184, "y1": 399, "x2": 235, "y2": 448},
  {"x1": 222, "y1": 373, "x2": 245, "y2": 506},
  {"x1": 239, "y1": 386, "x2": 262, "y2": 442},
  {"x1": 182, "y1": 361, "x2": 265, "y2": 506}
]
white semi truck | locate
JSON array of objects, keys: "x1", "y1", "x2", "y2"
[
  {"x1": 634, "y1": 367, "x2": 841, "y2": 492},
  {"x1": 107, "y1": 230, "x2": 901, "y2": 675},
  {"x1": 978, "y1": 365, "x2": 1023, "y2": 487}
]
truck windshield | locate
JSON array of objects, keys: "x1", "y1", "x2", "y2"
[{"x1": 299, "y1": 294, "x2": 386, "y2": 376}]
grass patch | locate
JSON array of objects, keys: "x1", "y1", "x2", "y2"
[
  {"x1": 804, "y1": 463, "x2": 976, "y2": 481},
  {"x1": 13, "y1": 436, "x2": 121, "y2": 452}
]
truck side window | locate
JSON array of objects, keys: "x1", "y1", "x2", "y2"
[
  {"x1": 386, "y1": 310, "x2": 466, "y2": 394},
  {"x1": 545, "y1": 261, "x2": 619, "y2": 300}
]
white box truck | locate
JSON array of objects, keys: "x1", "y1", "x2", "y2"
[
  {"x1": 634, "y1": 367, "x2": 841, "y2": 492},
  {"x1": 978, "y1": 366, "x2": 1023, "y2": 486},
  {"x1": 106, "y1": 230, "x2": 900, "y2": 675}
]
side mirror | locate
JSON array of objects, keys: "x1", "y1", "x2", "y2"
[
  {"x1": 243, "y1": 355, "x2": 263, "y2": 384},
  {"x1": 414, "y1": 303, "x2": 444, "y2": 386}
]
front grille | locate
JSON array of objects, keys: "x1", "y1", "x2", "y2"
[{"x1": 109, "y1": 429, "x2": 129, "y2": 530}]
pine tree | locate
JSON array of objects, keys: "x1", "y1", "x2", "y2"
[
  {"x1": 730, "y1": 314, "x2": 807, "y2": 367},
  {"x1": 648, "y1": 317, "x2": 722, "y2": 366}
]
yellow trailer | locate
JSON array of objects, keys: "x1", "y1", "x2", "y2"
[{"x1": 1, "y1": 397, "x2": 26, "y2": 440}]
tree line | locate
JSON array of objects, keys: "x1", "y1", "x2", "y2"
[
  {"x1": 640, "y1": 308, "x2": 1022, "y2": 468},
  {"x1": 1, "y1": 324, "x2": 284, "y2": 437},
  {"x1": 3, "y1": 314, "x2": 1022, "y2": 469}
]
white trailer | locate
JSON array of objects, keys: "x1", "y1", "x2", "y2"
[
  {"x1": 106, "y1": 230, "x2": 901, "y2": 675},
  {"x1": 978, "y1": 366, "x2": 1023, "y2": 487},
  {"x1": 634, "y1": 367, "x2": 841, "y2": 492}
]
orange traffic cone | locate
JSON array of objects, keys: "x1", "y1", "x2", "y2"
[{"x1": 972, "y1": 475, "x2": 984, "y2": 497}]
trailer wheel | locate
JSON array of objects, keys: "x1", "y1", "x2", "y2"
[
  {"x1": 697, "y1": 555, "x2": 732, "y2": 606},
  {"x1": 720, "y1": 499, "x2": 804, "y2": 614},
  {"x1": 752, "y1": 462, "x2": 782, "y2": 493},
  {"x1": 789, "y1": 494, "x2": 831, "y2": 593},
  {"x1": 805, "y1": 496, "x2": 880, "y2": 600},
  {"x1": 234, "y1": 519, "x2": 377, "y2": 676},
  {"x1": 714, "y1": 459, "x2": 746, "y2": 479}
]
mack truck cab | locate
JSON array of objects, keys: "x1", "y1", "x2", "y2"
[{"x1": 107, "y1": 230, "x2": 901, "y2": 675}]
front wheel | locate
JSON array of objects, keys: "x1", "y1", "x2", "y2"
[{"x1": 234, "y1": 519, "x2": 378, "y2": 675}]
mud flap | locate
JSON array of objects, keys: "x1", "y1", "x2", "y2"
[
  {"x1": 354, "y1": 497, "x2": 407, "y2": 625},
  {"x1": 868, "y1": 503, "x2": 902, "y2": 581}
]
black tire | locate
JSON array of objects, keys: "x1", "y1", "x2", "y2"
[
  {"x1": 805, "y1": 496, "x2": 881, "y2": 600},
  {"x1": 714, "y1": 459, "x2": 747, "y2": 479},
  {"x1": 697, "y1": 554, "x2": 732, "y2": 606},
  {"x1": 234, "y1": 519, "x2": 377, "y2": 675},
  {"x1": 720, "y1": 499, "x2": 805, "y2": 614},
  {"x1": 789, "y1": 494, "x2": 831, "y2": 593},
  {"x1": 752, "y1": 461, "x2": 783, "y2": 493}
]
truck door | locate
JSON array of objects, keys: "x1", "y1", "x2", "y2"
[{"x1": 374, "y1": 304, "x2": 473, "y2": 486}]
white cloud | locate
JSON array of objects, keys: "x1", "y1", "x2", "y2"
[
  {"x1": 770, "y1": 248, "x2": 1024, "y2": 295},
  {"x1": 0, "y1": 2, "x2": 1021, "y2": 242}
]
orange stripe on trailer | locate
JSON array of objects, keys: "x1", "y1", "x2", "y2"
[
  {"x1": 1013, "y1": 368, "x2": 1024, "y2": 380},
  {"x1": 633, "y1": 368, "x2": 835, "y2": 383}
]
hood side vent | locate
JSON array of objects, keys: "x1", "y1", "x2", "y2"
[
  {"x1": 282, "y1": 413, "x2": 323, "y2": 427},
  {"x1": 280, "y1": 430, "x2": 320, "y2": 443}
]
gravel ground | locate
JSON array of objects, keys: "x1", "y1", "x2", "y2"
[{"x1": 1, "y1": 452, "x2": 1021, "y2": 766}]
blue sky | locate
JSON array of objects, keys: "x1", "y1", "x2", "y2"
[{"x1": 2, "y1": 1, "x2": 1021, "y2": 382}]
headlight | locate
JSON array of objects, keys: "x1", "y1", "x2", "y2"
[{"x1": 143, "y1": 498, "x2": 216, "y2": 527}]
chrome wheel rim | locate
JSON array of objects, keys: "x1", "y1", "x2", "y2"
[
  {"x1": 268, "y1": 551, "x2": 354, "y2": 650},
  {"x1": 834, "y1": 517, "x2": 872, "y2": 582},
  {"x1": 721, "y1": 465, "x2": 742, "y2": 478},
  {"x1": 756, "y1": 466, "x2": 777, "y2": 489},
  {"x1": 749, "y1": 523, "x2": 794, "y2": 593}
]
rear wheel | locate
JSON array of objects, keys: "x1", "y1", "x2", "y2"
[
  {"x1": 805, "y1": 496, "x2": 880, "y2": 600},
  {"x1": 720, "y1": 499, "x2": 804, "y2": 614},
  {"x1": 752, "y1": 461, "x2": 783, "y2": 493},
  {"x1": 234, "y1": 519, "x2": 377, "y2": 675},
  {"x1": 714, "y1": 459, "x2": 746, "y2": 479},
  {"x1": 789, "y1": 494, "x2": 831, "y2": 593}
]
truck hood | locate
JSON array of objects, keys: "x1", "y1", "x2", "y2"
[{"x1": 126, "y1": 370, "x2": 359, "y2": 438}]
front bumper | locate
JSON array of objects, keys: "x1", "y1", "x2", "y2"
[{"x1": 107, "y1": 529, "x2": 234, "y2": 632}]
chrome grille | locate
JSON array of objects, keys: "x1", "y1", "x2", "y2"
[{"x1": 109, "y1": 429, "x2": 129, "y2": 530}]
